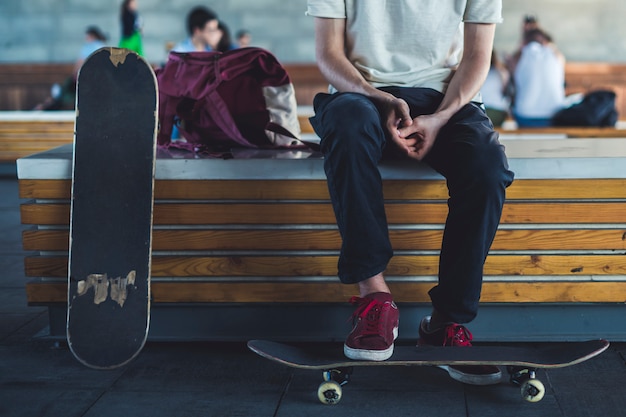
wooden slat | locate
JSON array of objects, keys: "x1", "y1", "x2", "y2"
[
  {"x1": 19, "y1": 179, "x2": 71, "y2": 199},
  {"x1": 18, "y1": 179, "x2": 447, "y2": 201},
  {"x1": 23, "y1": 228, "x2": 626, "y2": 252},
  {"x1": 18, "y1": 179, "x2": 626, "y2": 200},
  {"x1": 498, "y1": 203, "x2": 626, "y2": 224},
  {"x1": 20, "y1": 202, "x2": 626, "y2": 226},
  {"x1": 507, "y1": 179, "x2": 626, "y2": 200},
  {"x1": 22, "y1": 230, "x2": 69, "y2": 251},
  {"x1": 21, "y1": 204, "x2": 71, "y2": 225},
  {"x1": 0, "y1": 133, "x2": 72, "y2": 141},
  {"x1": 24, "y1": 254, "x2": 626, "y2": 278},
  {"x1": 153, "y1": 281, "x2": 626, "y2": 303},
  {"x1": 155, "y1": 180, "x2": 333, "y2": 200},
  {"x1": 0, "y1": 140, "x2": 72, "y2": 150},
  {"x1": 25, "y1": 281, "x2": 626, "y2": 304},
  {"x1": 497, "y1": 127, "x2": 626, "y2": 138},
  {"x1": 0, "y1": 121, "x2": 73, "y2": 131}
]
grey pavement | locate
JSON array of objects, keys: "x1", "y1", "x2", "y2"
[{"x1": 1, "y1": 169, "x2": 625, "y2": 417}]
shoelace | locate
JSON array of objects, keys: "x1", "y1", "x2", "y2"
[
  {"x1": 443, "y1": 324, "x2": 473, "y2": 347},
  {"x1": 349, "y1": 296, "x2": 387, "y2": 337}
]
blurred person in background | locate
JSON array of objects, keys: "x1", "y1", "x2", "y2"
[
  {"x1": 34, "y1": 26, "x2": 107, "y2": 110},
  {"x1": 236, "y1": 29, "x2": 251, "y2": 48},
  {"x1": 481, "y1": 50, "x2": 511, "y2": 127},
  {"x1": 172, "y1": 6, "x2": 220, "y2": 52},
  {"x1": 119, "y1": 0, "x2": 143, "y2": 56},
  {"x1": 511, "y1": 28, "x2": 565, "y2": 127}
]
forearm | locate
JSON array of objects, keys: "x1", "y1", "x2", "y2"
[
  {"x1": 434, "y1": 23, "x2": 495, "y2": 123},
  {"x1": 314, "y1": 18, "x2": 394, "y2": 106}
]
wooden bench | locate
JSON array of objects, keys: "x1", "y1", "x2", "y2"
[
  {"x1": 16, "y1": 138, "x2": 626, "y2": 341},
  {"x1": 0, "y1": 113, "x2": 74, "y2": 163}
]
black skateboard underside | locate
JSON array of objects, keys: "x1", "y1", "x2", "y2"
[
  {"x1": 248, "y1": 339, "x2": 610, "y2": 370},
  {"x1": 67, "y1": 47, "x2": 157, "y2": 369}
]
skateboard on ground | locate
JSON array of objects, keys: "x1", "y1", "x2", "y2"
[
  {"x1": 67, "y1": 47, "x2": 157, "y2": 369},
  {"x1": 248, "y1": 339, "x2": 609, "y2": 405}
]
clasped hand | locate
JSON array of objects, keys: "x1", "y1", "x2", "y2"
[{"x1": 383, "y1": 97, "x2": 446, "y2": 161}]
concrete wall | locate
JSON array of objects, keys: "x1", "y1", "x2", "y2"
[{"x1": 0, "y1": 0, "x2": 625, "y2": 64}]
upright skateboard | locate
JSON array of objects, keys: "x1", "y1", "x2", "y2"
[
  {"x1": 67, "y1": 47, "x2": 157, "y2": 369},
  {"x1": 248, "y1": 339, "x2": 609, "y2": 405}
]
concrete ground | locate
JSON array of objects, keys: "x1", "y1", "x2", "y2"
[{"x1": 1, "y1": 171, "x2": 625, "y2": 417}]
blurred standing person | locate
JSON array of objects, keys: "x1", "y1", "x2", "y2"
[
  {"x1": 119, "y1": 0, "x2": 144, "y2": 56},
  {"x1": 481, "y1": 50, "x2": 511, "y2": 127},
  {"x1": 172, "y1": 6, "x2": 220, "y2": 52},
  {"x1": 512, "y1": 28, "x2": 565, "y2": 127}
]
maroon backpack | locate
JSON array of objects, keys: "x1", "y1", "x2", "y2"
[{"x1": 156, "y1": 47, "x2": 305, "y2": 154}]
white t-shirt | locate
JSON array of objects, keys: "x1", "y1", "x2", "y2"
[
  {"x1": 513, "y1": 42, "x2": 565, "y2": 119},
  {"x1": 306, "y1": 0, "x2": 502, "y2": 94}
]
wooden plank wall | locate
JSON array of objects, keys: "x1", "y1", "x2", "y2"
[
  {"x1": 0, "y1": 64, "x2": 74, "y2": 111},
  {"x1": 1, "y1": 62, "x2": 625, "y2": 113}
]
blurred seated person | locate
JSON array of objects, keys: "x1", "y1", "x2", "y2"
[
  {"x1": 505, "y1": 14, "x2": 540, "y2": 74},
  {"x1": 236, "y1": 29, "x2": 251, "y2": 48},
  {"x1": 34, "y1": 26, "x2": 107, "y2": 110},
  {"x1": 481, "y1": 50, "x2": 511, "y2": 127},
  {"x1": 172, "y1": 6, "x2": 220, "y2": 52},
  {"x1": 216, "y1": 21, "x2": 237, "y2": 52},
  {"x1": 512, "y1": 28, "x2": 565, "y2": 127}
]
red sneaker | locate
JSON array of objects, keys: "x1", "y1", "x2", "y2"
[
  {"x1": 418, "y1": 316, "x2": 501, "y2": 385},
  {"x1": 344, "y1": 293, "x2": 399, "y2": 361}
]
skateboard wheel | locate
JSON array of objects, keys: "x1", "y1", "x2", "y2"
[
  {"x1": 317, "y1": 381, "x2": 342, "y2": 405},
  {"x1": 521, "y1": 379, "x2": 545, "y2": 403}
]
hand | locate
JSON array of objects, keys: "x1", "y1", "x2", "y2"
[
  {"x1": 377, "y1": 96, "x2": 418, "y2": 158},
  {"x1": 397, "y1": 113, "x2": 447, "y2": 161}
]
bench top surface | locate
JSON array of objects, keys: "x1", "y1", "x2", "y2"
[
  {"x1": 16, "y1": 138, "x2": 626, "y2": 180},
  {"x1": 0, "y1": 111, "x2": 75, "y2": 121}
]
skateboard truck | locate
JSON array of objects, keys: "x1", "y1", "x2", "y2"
[{"x1": 507, "y1": 366, "x2": 546, "y2": 403}]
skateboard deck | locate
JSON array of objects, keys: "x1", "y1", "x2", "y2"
[
  {"x1": 67, "y1": 47, "x2": 157, "y2": 369},
  {"x1": 248, "y1": 339, "x2": 609, "y2": 404}
]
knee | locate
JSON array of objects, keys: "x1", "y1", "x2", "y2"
[
  {"x1": 452, "y1": 133, "x2": 514, "y2": 196},
  {"x1": 472, "y1": 136, "x2": 514, "y2": 193},
  {"x1": 314, "y1": 93, "x2": 383, "y2": 150}
]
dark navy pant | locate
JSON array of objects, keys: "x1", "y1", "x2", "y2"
[{"x1": 310, "y1": 87, "x2": 514, "y2": 323}]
